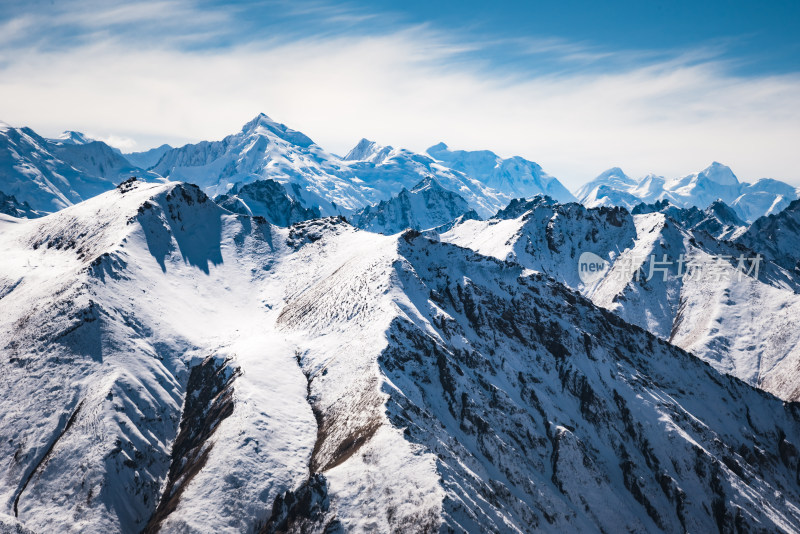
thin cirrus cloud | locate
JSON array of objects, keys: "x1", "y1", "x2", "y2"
[{"x1": 0, "y1": 0, "x2": 798, "y2": 189}]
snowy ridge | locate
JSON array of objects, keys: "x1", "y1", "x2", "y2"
[
  {"x1": 49, "y1": 140, "x2": 158, "y2": 186},
  {"x1": 150, "y1": 113, "x2": 365, "y2": 214},
  {"x1": 440, "y1": 198, "x2": 800, "y2": 401},
  {"x1": 632, "y1": 199, "x2": 748, "y2": 240},
  {"x1": 213, "y1": 179, "x2": 321, "y2": 227},
  {"x1": 737, "y1": 198, "x2": 800, "y2": 275},
  {"x1": 342, "y1": 138, "x2": 392, "y2": 164},
  {"x1": 440, "y1": 196, "x2": 636, "y2": 290},
  {"x1": 123, "y1": 145, "x2": 173, "y2": 170},
  {"x1": 0, "y1": 180, "x2": 317, "y2": 532},
  {"x1": 49, "y1": 131, "x2": 98, "y2": 146},
  {"x1": 426, "y1": 142, "x2": 577, "y2": 204},
  {"x1": 342, "y1": 144, "x2": 507, "y2": 218},
  {"x1": 351, "y1": 177, "x2": 479, "y2": 234},
  {"x1": 4, "y1": 116, "x2": 796, "y2": 229},
  {"x1": 3, "y1": 182, "x2": 800, "y2": 532}
]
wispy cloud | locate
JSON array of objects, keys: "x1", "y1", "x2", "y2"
[{"x1": 0, "y1": 0, "x2": 798, "y2": 187}]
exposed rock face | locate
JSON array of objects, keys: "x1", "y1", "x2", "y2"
[
  {"x1": 214, "y1": 179, "x2": 321, "y2": 227},
  {"x1": 352, "y1": 177, "x2": 478, "y2": 234},
  {"x1": 0, "y1": 191, "x2": 41, "y2": 219}
]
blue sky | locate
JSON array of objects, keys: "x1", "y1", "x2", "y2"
[{"x1": 1, "y1": 0, "x2": 798, "y2": 188}]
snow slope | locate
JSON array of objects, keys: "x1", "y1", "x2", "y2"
[
  {"x1": 49, "y1": 131, "x2": 99, "y2": 147},
  {"x1": 342, "y1": 142, "x2": 505, "y2": 218},
  {"x1": 48, "y1": 140, "x2": 156, "y2": 186},
  {"x1": 0, "y1": 124, "x2": 117, "y2": 213},
  {"x1": 342, "y1": 138, "x2": 392, "y2": 164},
  {"x1": 3, "y1": 182, "x2": 800, "y2": 532},
  {"x1": 0, "y1": 180, "x2": 317, "y2": 533},
  {"x1": 351, "y1": 177, "x2": 478, "y2": 234},
  {"x1": 577, "y1": 168, "x2": 672, "y2": 210}
]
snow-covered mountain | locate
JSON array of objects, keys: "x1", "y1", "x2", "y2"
[
  {"x1": 426, "y1": 142, "x2": 577, "y2": 204},
  {"x1": 575, "y1": 167, "x2": 657, "y2": 209},
  {"x1": 213, "y1": 179, "x2": 321, "y2": 227},
  {"x1": 150, "y1": 114, "x2": 515, "y2": 218},
  {"x1": 737, "y1": 198, "x2": 800, "y2": 275},
  {"x1": 733, "y1": 179, "x2": 799, "y2": 224},
  {"x1": 633, "y1": 199, "x2": 748, "y2": 240},
  {"x1": 49, "y1": 131, "x2": 99, "y2": 147},
  {"x1": 439, "y1": 195, "x2": 636, "y2": 289},
  {"x1": 0, "y1": 123, "x2": 117, "y2": 212},
  {"x1": 440, "y1": 197, "x2": 800, "y2": 401},
  {"x1": 577, "y1": 162, "x2": 799, "y2": 222},
  {"x1": 0, "y1": 122, "x2": 156, "y2": 213},
  {"x1": 342, "y1": 138, "x2": 392, "y2": 163},
  {"x1": 0, "y1": 190, "x2": 41, "y2": 219},
  {"x1": 150, "y1": 114, "x2": 374, "y2": 215},
  {"x1": 351, "y1": 177, "x2": 478, "y2": 234},
  {"x1": 342, "y1": 141, "x2": 507, "y2": 218},
  {"x1": 123, "y1": 144, "x2": 173, "y2": 170},
  {"x1": 3, "y1": 181, "x2": 800, "y2": 533},
  {"x1": 48, "y1": 140, "x2": 154, "y2": 186}
]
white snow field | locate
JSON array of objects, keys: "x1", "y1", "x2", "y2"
[{"x1": 1, "y1": 181, "x2": 800, "y2": 533}]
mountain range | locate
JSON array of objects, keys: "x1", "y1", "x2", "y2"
[
  {"x1": 2, "y1": 181, "x2": 800, "y2": 533},
  {"x1": 2, "y1": 114, "x2": 797, "y2": 226},
  {"x1": 577, "y1": 163, "x2": 799, "y2": 223},
  {"x1": 2, "y1": 114, "x2": 800, "y2": 533}
]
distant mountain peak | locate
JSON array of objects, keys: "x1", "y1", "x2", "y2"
[
  {"x1": 697, "y1": 161, "x2": 738, "y2": 186},
  {"x1": 240, "y1": 113, "x2": 315, "y2": 148},
  {"x1": 245, "y1": 112, "x2": 275, "y2": 126},
  {"x1": 343, "y1": 138, "x2": 392, "y2": 162},
  {"x1": 594, "y1": 167, "x2": 634, "y2": 185},
  {"x1": 600, "y1": 166, "x2": 625, "y2": 176},
  {"x1": 410, "y1": 176, "x2": 443, "y2": 193},
  {"x1": 52, "y1": 130, "x2": 95, "y2": 145},
  {"x1": 426, "y1": 142, "x2": 576, "y2": 204},
  {"x1": 426, "y1": 142, "x2": 499, "y2": 163},
  {"x1": 425, "y1": 142, "x2": 457, "y2": 160},
  {"x1": 703, "y1": 198, "x2": 746, "y2": 228}
]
